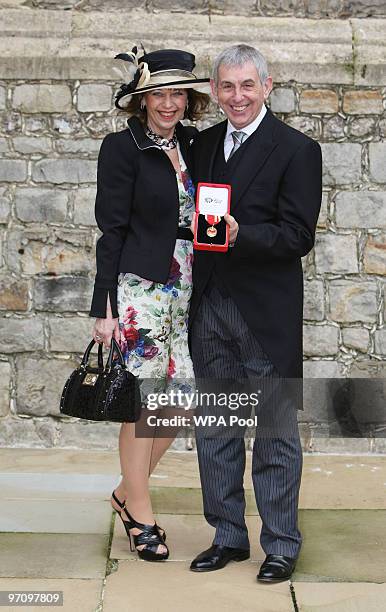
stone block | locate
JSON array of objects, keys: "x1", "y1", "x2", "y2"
[
  {"x1": 0, "y1": 138, "x2": 8, "y2": 153},
  {"x1": 285, "y1": 115, "x2": 320, "y2": 139},
  {"x1": 348, "y1": 360, "x2": 386, "y2": 425},
  {"x1": 15, "y1": 188, "x2": 68, "y2": 223},
  {"x1": 353, "y1": 19, "x2": 386, "y2": 86},
  {"x1": 77, "y1": 84, "x2": 112, "y2": 112},
  {"x1": 33, "y1": 277, "x2": 94, "y2": 312},
  {"x1": 20, "y1": 240, "x2": 93, "y2": 276},
  {"x1": 32, "y1": 159, "x2": 96, "y2": 184},
  {"x1": 321, "y1": 143, "x2": 362, "y2": 186},
  {"x1": 0, "y1": 317, "x2": 44, "y2": 353},
  {"x1": 0, "y1": 187, "x2": 11, "y2": 223},
  {"x1": 57, "y1": 420, "x2": 120, "y2": 449},
  {"x1": 72, "y1": 187, "x2": 97, "y2": 226},
  {"x1": 317, "y1": 192, "x2": 328, "y2": 228},
  {"x1": 342, "y1": 327, "x2": 370, "y2": 352},
  {"x1": 322, "y1": 115, "x2": 346, "y2": 140},
  {"x1": 269, "y1": 87, "x2": 295, "y2": 113},
  {"x1": 335, "y1": 191, "x2": 386, "y2": 229},
  {"x1": 152, "y1": 0, "x2": 205, "y2": 10},
  {"x1": 55, "y1": 138, "x2": 102, "y2": 156},
  {"x1": 314, "y1": 233, "x2": 358, "y2": 274},
  {"x1": 374, "y1": 328, "x2": 386, "y2": 355},
  {"x1": 13, "y1": 84, "x2": 72, "y2": 113},
  {"x1": 0, "y1": 86, "x2": 5, "y2": 109},
  {"x1": 48, "y1": 316, "x2": 94, "y2": 352},
  {"x1": 51, "y1": 114, "x2": 85, "y2": 135},
  {"x1": 0, "y1": 417, "x2": 56, "y2": 448},
  {"x1": 0, "y1": 361, "x2": 11, "y2": 417},
  {"x1": 303, "y1": 324, "x2": 339, "y2": 357},
  {"x1": 85, "y1": 115, "x2": 114, "y2": 136},
  {"x1": 343, "y1": 1, "x2": 386, "y2": 17},
  {"x1": 304, "y1": 279, "x2": 324, "y2": 321},
  {"x1": 380, "y1": 117, "x2": 386, "y2": 138},
  {"x1": 300, "y1": 89, "x2": 339, "y2": 114},
  {"x1": 347, "y1": 116, "x2": 377, "y2": 139},
  {"x1": 343, "y1": 89, "x2": 383, "y2": 114},
  {"x1": 0, "y1": 111, "x2": 21, "y2": 133},
  {"x1": 0, "y1": 159, "x2": 27, "y2": 182},
  {"x1": 329, "y1": 280, "x2": 378, "y2": 323},
  {"x1": 0, "y1": 276, "x2": 29, "y2": 311},
  {"x1": 12, "y1": 136, "x2": 52, "y2": 155},
  {"x1": 24, "y1": 116, "x2": 50, "y2": 134},
  {"x1": 363, "y1": 233, "x2": 386, "y2": 275},
  {"x1": 5, "y1": 228, "x2": 46, "y2": 274},
  {"x1": 303, "y1": 360, "x2": 343, "y2": 378},
  {"x1": 369, "y1": 143, "x2": 386, "y2": 183},
  {"x1": 15, "y1": 356, "x2": 78, "y2": 417}
]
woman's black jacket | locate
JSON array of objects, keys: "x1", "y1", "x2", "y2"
[{"x1": 89, "y1": 116, "x2": 197, "y2": 319}]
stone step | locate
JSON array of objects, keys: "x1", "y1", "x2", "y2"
[
  {"x1": 110, "y1": 510, "x2": 386, "y2": 583},
  {"x1": 1, "y1": 450, "x2": 386, "y2": 511}
]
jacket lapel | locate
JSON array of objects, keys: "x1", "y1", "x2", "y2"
[
  {"x1": 196, "y1": 120, "x2": 227, "y2": 182},
  {"x1": 228, "y1": 109, "x2": 278, "y2": 212},
  {"x1": 176, "y1": 122, "x2": 196, "y2": 174}
]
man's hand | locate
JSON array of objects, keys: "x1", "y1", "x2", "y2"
[{"x1": 224, "y1": 213, "x2": 239, "y2": 244}]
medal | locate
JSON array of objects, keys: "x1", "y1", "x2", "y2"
[{"x1": 205, "y1": 215, "x2": 221, "y2": 238}]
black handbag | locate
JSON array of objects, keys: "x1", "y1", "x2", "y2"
[{"x1": 60, "y1": 338, "x2": 141, "y2": 423}]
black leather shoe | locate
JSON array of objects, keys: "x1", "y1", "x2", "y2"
[
  {"x1": 257, "y1": 554, "x2": 297, "y2": 583},
  {"x1": 190, "y1": 544, "x2": 250, "y2": 572}
]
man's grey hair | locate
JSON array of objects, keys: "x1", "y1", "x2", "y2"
[{"x1": 212, "y1": 44, "x2": 269, "y2": 85}]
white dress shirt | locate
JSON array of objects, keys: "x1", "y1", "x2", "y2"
[{"x1": 224, "y1": 104, "x2": 267, "y2": 161}]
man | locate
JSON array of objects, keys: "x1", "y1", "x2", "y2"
[{"x1": 189, "y1": 44, "x2": 322, "y2": 582}]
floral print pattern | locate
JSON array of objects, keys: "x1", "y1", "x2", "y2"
[{"x1": 117, "y1": 144, "x2": 195, "y2": 395}]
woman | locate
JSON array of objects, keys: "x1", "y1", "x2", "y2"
[{"x1": 89, "y1": 46, "x2": 210, "y2": 561}]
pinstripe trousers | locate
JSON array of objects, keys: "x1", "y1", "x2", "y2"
[{"x1": 191, "y1": 287, "x2": 303, "y2": 557}]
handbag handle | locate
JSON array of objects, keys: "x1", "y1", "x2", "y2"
[
  {"x1": 81, "y1": 338, "x2": 125, "y2": 371},
  {"x1": 81, "y1": 339, "x2": 104, "y2": 369},
  {"x1": 106, "y1": 337, "x2": 125, "y2": 369}
]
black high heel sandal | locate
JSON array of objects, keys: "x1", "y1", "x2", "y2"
[{"x1": 111, "y1": 491, "x2": 168, "y2": 561}]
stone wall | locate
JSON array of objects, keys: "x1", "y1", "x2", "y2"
[{"x1": 0, "y1": 5, "x2": 385, "y2": 450}]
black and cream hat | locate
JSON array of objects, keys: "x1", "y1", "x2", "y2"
[{"x1": 113, "y1": 46, "x2": 210, "y2": 109}]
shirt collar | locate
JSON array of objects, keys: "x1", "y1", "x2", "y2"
[{"x1": 225, "y1": 104, "x2": 267, "y2": 141}]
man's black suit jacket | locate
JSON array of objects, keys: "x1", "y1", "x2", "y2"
[{"x1": 190, "y1": 109, "x2": 322, "y2": 379}]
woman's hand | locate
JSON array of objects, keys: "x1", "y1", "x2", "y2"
[
  {"x1": 93, "y1": 316, "x2": 120, "y2": 349},
  {"x1": 92, "y1": 293, "x2": 120, "y2": 349}
]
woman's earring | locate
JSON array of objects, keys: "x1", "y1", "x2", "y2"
[{"x1": 140, "y1": 99, "x2": 146, "y2": 110}]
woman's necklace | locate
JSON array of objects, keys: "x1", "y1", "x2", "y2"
[{"x1": 146, "y1": 126, "x2": 177, "y2": 150}]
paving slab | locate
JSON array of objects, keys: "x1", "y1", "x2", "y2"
[
  {"x1": 110, "y1": 513, "x2": 265, "y2": 562},
  {"x1": 0, "y1": 578, "x2": 103, "y2": 612},
  {"x1": 0, "y1": 533, "x2": 109, "y2": 579},
  {"x1": 103, "y1": 560, "x2": 293, "y2": 612},
  {"x1": 0, "y1": 500, "x2": 112, "y2": 533},
  {"x1": 293, "y1": 582, "x2": 386, "y2": 612},
  {"x1": 0, "y1": 472, "x2": 118, "y2": 500},
  {"x1": 295, "y1": 510, "x2": 386, "y2": 582}
]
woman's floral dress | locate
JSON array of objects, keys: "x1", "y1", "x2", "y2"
[{"x1": 117, "y1": 144, "x2": 195, "y2": 398}]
